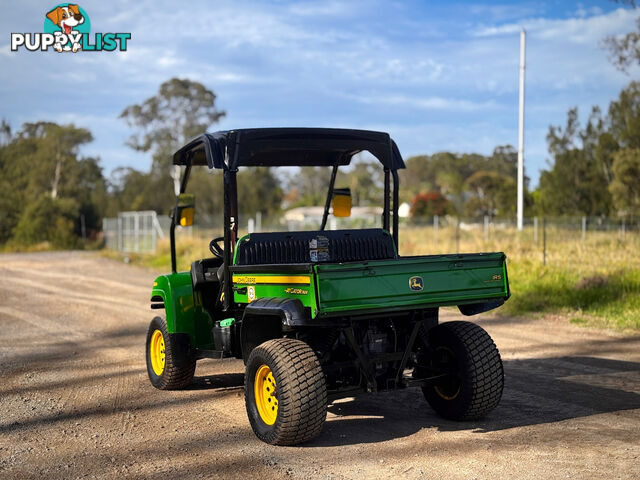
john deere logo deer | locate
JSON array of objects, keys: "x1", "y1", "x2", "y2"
[
  {"x1": 409, "y1": 276, "x2": 424, "y2": 291},
  {"x1": 10, "y1": 3, "x2": 131, "y2": 53}
]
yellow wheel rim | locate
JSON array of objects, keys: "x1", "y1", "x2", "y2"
[
  {"x1": 433, "y1": 346, "x2": 460, "y2": 400},
  {"x1": 150, "y1": 329, "x2": 165, "y2": 376},
  {"x1": 254, "y1": 364, "x2": 278, "y2": 425}
]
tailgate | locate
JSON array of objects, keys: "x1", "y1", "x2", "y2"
[{"x1": 314, "y1": 252, "x2": 509, "y2": 315}]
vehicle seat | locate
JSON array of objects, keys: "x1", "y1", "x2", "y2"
[
  {"x1": 191, "y1": 257, "x2": 224, "y2": 290},
  {"x1": 234, "y1": 229, "x2": 396, "y2": 266}
]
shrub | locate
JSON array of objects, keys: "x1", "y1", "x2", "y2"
[
  {"x1": 12, "y1": 195, "x2": 81, "y2": 249},
  {"x1": 410, "y1": 191, "x2": 450, "y2": 218}
]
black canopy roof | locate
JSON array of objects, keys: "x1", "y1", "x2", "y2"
[{"x1": 172, "y1": 128, "x2": 405, "y2": 171}]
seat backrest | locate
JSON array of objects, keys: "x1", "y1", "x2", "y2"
[{"x1": 235, "y1": 229, "x2": 396, "y2": 266}]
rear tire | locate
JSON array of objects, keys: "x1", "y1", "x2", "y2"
[
  {"x1": 421, "y1": 321, "x2": 503, "y2": 420},
  {"x1": 245, "y1": 338, "x2": 327, "y2": 445},
  {"x1": 145, "y1": 316, "x2": 196, "y2": 390}
]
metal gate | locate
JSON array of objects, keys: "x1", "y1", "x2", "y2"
[{"x1": 102, "y1": 211, "x2": 168, "y2": 253}]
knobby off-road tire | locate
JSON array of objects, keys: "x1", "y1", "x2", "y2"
[
  {"x1": 245, "y1": 338, "x2": 327, "y2": 445},
  {"x1": 422, "y1": 321, "x2": 503, "y2": 420},
  {"x1": 145, "y1": 316, "x2": 196, "y2": 390}
]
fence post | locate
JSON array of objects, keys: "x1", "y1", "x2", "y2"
[
  {"x1": 80, "y1": 214, "x2": 86, "y2": 240},
  {"x1": 581, "y1": 216, "x2": 586, "y2": 246},
  {"x1": 117, "y1": 215, "x2": 122, "y2": 252},
  {"x1": 256, "y1": 212, "x2": 262, "y2": 232},
  {"x1": 484, "y1": 215, "x2": 489, "y2": 243},
  {"x1": 433, "y1": 215, "x2": 438, "y2": 249},
  {"x1": 533, "y1": 216, "x2": 538, "y2": 244},
  {"x1": 152, "y1": 212, "x2": 165, "y2": 238},
  {"x1": 622, "y1": 219, "x2": 626, "y2": 239},
  {"x1": 151, "y1": 212, "x2": 156, "y2": 252},
  {"x1": 134, "y1": 212, "x2": 140, "y2": 253},
  {"x1": 543, "y1": 217, "x2": 547, "y2": 266},
  {"x1": 248, "y1": 218, "x2": 255, "y2": 234}
]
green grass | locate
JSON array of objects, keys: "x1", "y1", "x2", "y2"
[
  {"x1": 503, "y1": 260, "x2": 640, "y2": 332},
  {"x1": 100, "y1": 235, "x2": 210, "y2": 273},
  {"x1": 400, "y1": 224, "x2": 640, "y2": 333},
  {"x1": 2, "y1": 237, "x2": 104, "y2": 253},
  {"x1": 102, "y1": 224, "x2": 640, "y2": 333}
]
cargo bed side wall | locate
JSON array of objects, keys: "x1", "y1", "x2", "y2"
[{"x1": 315, "y1": 253, "x2": 508, "y2": 315}]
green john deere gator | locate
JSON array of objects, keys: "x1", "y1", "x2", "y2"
[{"x1": 145, "y1": 128, "x2": 510, "y2": 445}]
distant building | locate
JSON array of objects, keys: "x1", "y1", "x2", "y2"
[
  {"x1": 398, "y1": 202, "x2": 411, "y2": 218},
  {"x1": 283, "y1": 206, "x2": 383, "y2": 230}
]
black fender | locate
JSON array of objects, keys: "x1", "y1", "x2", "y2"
[
  {"x1": 243, "y1": 297, "x2": 307, "y2": 326},
  {"x1": 167, "y1": 332, "x2": 195, "y2": 366},
  {"x1": 458, "y1": 300, "x2": 505, "y2": 316},
  {"x1": 240, "y1": 298, "x2": 307, "y2": 362}
]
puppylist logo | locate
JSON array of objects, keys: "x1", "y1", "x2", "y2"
[{"x1": 11, "y1": 3, "x2": 131, "y2": 53}]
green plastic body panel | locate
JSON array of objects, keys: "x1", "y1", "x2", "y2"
[
  {"x1": 232, "y1": 234, "x2": 249, "y2": 265},
  {"x1": 155, "y1": 250, "x2": 507, "y2": 347},
  {"x1": 151, "y1": 272, "x2": 214, "y2": 348},
  {"x1": 314, "y1": 253, "x2": 509, "y2": 315},
  {"x1": 232, "y1": 272, "x2": 319, "y2": 318}
]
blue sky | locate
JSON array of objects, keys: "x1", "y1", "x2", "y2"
[{"x1": 1, "y1": 0, "x2": 637, "y2": 186}]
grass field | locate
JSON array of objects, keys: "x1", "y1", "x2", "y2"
[
  {"x1": 400, "y1": 223, "x2": 640, "y2": 332},
  {"x1": 103, "y1": 222, "x2": 640, "y2": 333}
]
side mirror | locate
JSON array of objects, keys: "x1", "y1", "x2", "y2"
[
  {"x1": 332, "y1": 188, "x2": 351, "y2": 218},
  {"x1": 176, "y1": 193, "x2": 195, "y2": 227}
]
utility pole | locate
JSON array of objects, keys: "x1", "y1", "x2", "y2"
[{"x1": 517, "y1": 28, "x2": 526, "y2": 231}]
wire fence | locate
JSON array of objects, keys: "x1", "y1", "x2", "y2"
[
  {"x1": 102, "y1": 210, "x2": 639, "y2": 271},
  {"x1": 102, "y1": 211, "x2": 171, "y2": 253},
  {"x1": 399, "y1": 215, "x2": 639, "y2": 272}
]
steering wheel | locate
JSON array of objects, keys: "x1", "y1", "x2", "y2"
[{"x1": 209, "y1": 236, "x2": 225, "y2": 259}]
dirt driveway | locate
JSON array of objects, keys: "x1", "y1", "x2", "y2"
[{"x1": 0, "y1": 251, "x2": 638, "y2": 479}]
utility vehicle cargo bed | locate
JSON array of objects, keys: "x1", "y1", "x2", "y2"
[{"x1": 314, "y1": 252, "x2": 509, "y2": 315}]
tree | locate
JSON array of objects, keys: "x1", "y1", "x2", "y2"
[
  {"x1": 487, "y1": 145, "x2": 518, "y2": 178},
  {"x1": 0, "y1": 122, "x2": 104, "y2": 246},
  {"x1": 398, "y1": 155, "x2": 435, "y2": 202},
  {"x1": 12, "y1": 195, "x2": 80, "y2": 248},
  {"x1": 120, "y1": 78, "x2": 226, "y2": 200},
  {"x1": 410, "y1": 191, "x2": 450, "y2": 218},
  {"x1": 608, "y1": 81, "x2": 640, "y2": 148},
  {"x1": 603, "y1": 1, "x2": 640, "y2": 72},
  {"x1": 0, "y1": 119, "x2": 11, "y2": 146},
  {"x1": 185, "y1": 168, "x2": 224, "y2": 226},
  {"x1": 18, "y1": 122, "x2": 93, "y2": 199},
  {"x1": 285, "y1": 167, "x2": 333, "y2": 207},
  {"x1": 537, "y1": 107, "x2": 612, "y2": 216},
  {"x1": 609, "y1": 148, "x2": 640, "y2": 217},
  {"x1": 464, "y1": 170, "x2": 516, "y2": 217},
  {"x1": 342, "y1": 161, "x2": 383, "y2": 206},
  {"x1": 237, "y1": 167, "x2": 283, "y2": 218}
]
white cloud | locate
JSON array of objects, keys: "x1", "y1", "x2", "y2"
[
  {"x1": 0, "y1": 0, "x2": 637, "y2": 186},
  {"x1": 352, "y1": 93, "x2": 498, "y2": 112},
  {"x1": 473, "y1": 6, "x2": 636, "y2": 43},
  {"x1": 467, "y1": 4, "x2": 541, "y2": 23},
  {"x1": 288, "y1": 1, "x2": 356, "y2": 17}
]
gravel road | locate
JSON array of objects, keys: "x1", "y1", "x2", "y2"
[{"x1": 0, "y1": 251, "x2": 639, "y2": 479}]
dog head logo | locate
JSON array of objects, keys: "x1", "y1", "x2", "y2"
[
  {"x1": 44, "y1": 4, "x2": 91, "y2": 53},
  {"x1": 11, "y1": 4, "x2": 128, "y2": 53}
]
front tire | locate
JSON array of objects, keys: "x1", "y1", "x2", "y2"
[
  {"x1": 421, "y1": 321, "x2": 503, "y2": 420},
  {"x1": 145, "y1": 316, "x2": 196, "y2": 390},
  {"x1": 245, "y1": 338, "x2": 327, "y2": 445}
]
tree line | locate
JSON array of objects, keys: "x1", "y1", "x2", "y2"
[
  {"x1": 1, "y1": 78, "x2": 639, "y2": 250},
  {"x1": 3, "y1": 3, "x2": 640, "y2": 250}
]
